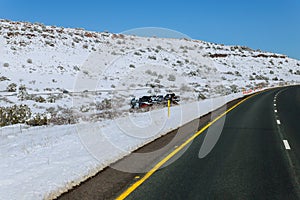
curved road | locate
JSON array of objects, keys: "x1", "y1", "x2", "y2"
[{"x1": 116, "y1": 86, "x2": 300, "y2": 199}]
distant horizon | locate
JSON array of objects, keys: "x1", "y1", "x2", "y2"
[{"x1": 0, "y1": 0, "x2": 299, "y2": 60}]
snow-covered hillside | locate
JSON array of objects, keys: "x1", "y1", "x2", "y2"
[
  {"x1": 0, "y1": 19, "x2": 299, "y2": 124},
  {"x1": 0, "y1": 19, "x2": 300, "y2": 199}
]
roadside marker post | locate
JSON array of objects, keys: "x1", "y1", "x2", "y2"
[{"x1": 168, "y1": 100, "x2": 170, "y2": 117}]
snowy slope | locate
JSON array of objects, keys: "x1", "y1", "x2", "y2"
[
  {"x1": 0, "y1": 19, "x2": 299, "y2": 122},
  {"x1": 0, "y1": 19, "x2": 300, "y2": 199}
]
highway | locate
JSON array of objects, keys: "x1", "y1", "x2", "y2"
[
  {"x1": 58, "y1": 86, "x2": 300, "y2": 200},
  {"x1": 117, "y1": 86, "x2": 300, "y2": 199}
]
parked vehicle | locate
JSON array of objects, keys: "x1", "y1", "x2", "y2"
[{"x1": 130, "y1": 93, "x2": 180, "y2": 109}]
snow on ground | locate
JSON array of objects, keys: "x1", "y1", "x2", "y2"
[{"x1": 0, "y1": 19, "x2": 300, "y2": 199}]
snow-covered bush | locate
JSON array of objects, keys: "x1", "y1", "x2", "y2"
[
  {"x1": 34, "y1": 96, "x2": 46, "y2": 103},
  {"x1": 0, "y1": 104, "x2": 31, "y2": 126},
  {"x1": 180, "y1": 84, "x2": 192, "y2": 92},
  {"x1": 230, "y1": 84, "x2": 239, "y2": 93},
  {"x1": 167, "y1": 74, "x2": 176, "y2": 81},
  {"x1": 148, "y1": 55, "x2": 156, "y2": 60},
  {"x1": 46, "y1": 95, "x2": 56, "y2": 103},
  {"x1": 0, "y1": 76, "x2": 9, "y2": 81},
  {"x1": 7, "y1": 83, "x2": 17, "y2": 92},
  {"x1": 18, "y1": 85, "x2": 29, "y2": 101},
  {"x1": 26, "y1": 113, "x2": 48, "y2": 126},
  {"x1": 96, "y1": 99, "x2": 112, "y2": 110},
  {"x1": 49, "y1": 108, "x2": 77, "y2": 125}
]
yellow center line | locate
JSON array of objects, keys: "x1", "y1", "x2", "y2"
[{"x1": 116, "y1": 93, "x2": 258, "y2": 200}]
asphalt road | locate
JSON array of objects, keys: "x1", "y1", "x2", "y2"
[{"x1": 118, "y1": 86, "x2": 300, "y2": 200}]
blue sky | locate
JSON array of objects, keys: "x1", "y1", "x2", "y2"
[{"x1": 1, "y1": 0, "x2": 300, "y2": 59}]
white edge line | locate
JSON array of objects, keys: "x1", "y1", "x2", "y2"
[{"x1": 283, "y1": 140, "x2": 291, "y2": 150}]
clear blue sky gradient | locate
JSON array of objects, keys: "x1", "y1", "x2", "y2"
[{"x1": 1, "y1": 0, "x2": 299, "y2": 59}]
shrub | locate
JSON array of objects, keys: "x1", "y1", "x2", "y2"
[
  {"x1": 198, "y1": 93, "x2": 206, "y2": 100},
  {"x1": 230, "y1": 85, "x2": 239, "y2": 93},
  {"x1": 26, "y1": 113, "x2": 48, "y2": 126},
  {"x1": 34, "y1": 96, "x2": 46, "y2": 103},
  {"x1": 80, "y1": 105, "x2": 90, "y2": 113},
  {"x1": 46, "y1": 95, "x2": 56, "y2": 103},
  {"x1": 96, "y1": 99, "x2": 112, "y2": 110},
  {"x1": 45, "y1": 40, "x2": 55, "y2": 47},
  {"x1": 167, "y1": 74, "x2": 176, "y2": 81},
  {"x1": 0, "y1": 105, "x2": 31, "y2": 126},
  {"x1": 148, "y1": 56, "x2": 157, "y2": 60},
  {"x1": 255, "y1": 75, "x2": 269, "y2": 81},
  {"x1": 0, "y1": 76, "x2": 10, "y2": 81},
  {"x1": 7, "y1": 83, "x2": 17, "y2": 92},
  {"x1": 73, "y1": 66, "x2": 80, "y2": 71},
  {"x1": 145, "y1": 69, "x2": 152, "y2": 75},
  {"x1": 134, "y1": 52, "x2": 141, "y2": 56},
  {"x1": 27, "y1": 59, "x2": 32, "y2": 64},
  {"x1": 152, "y1": 71, "x2": 158, "y2": 76},
  {"x1": 180, "y1": 84, "x2": 192, "y2": 92},
  {"x1": 235, "y1": 71, "x2": 242, "y2": 76},
  {"x1": 18, "y1": 85, "x2": 29, "y2": 101}
]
